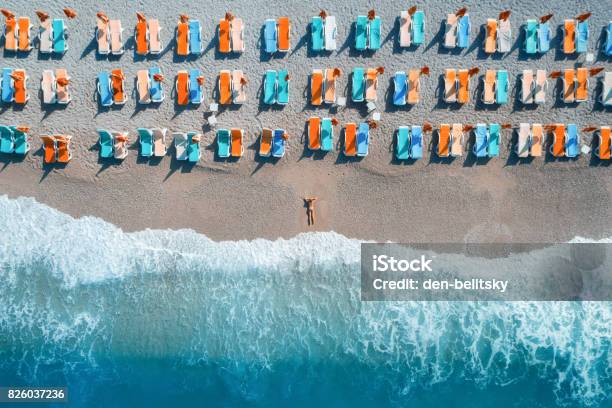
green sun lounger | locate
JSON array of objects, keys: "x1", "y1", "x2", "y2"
[
  {"x1": 311, "y1": 16, "x2": 324, "y2": 51},
  {"x1": 264, "y1": 70, "x2": 277, "y2": 105},
  {"x1": 321, "y1": 118, "x2": 333, "y2": 151},
  {"x1": 525, "y1": 19, "x2": 537, "y2": 54},
  {"x1": 277, "y1": 69, "x2": 289, "y2": 104},
  {"x1": 369, "y1": 16, "x2": 381, "y2": 50},
  {"x1": 187, "y1": 131, "x2": 200, "y2": 163},
  {"x1": 355, "y1": 15, "x2": 368, "y2": 50},
  {"x1": 0, "y1": 125, "x2": 14, "y2": 154},
  {"x1": 488, "y1": 123, "x2": 500, "y2": 157},
  {"x1": 396, "y1": 126, "x2": 410, "y2": 160},
  {"x1": 352, "y1": 67, "x2": 365, "y2": 102},
  {"x1": 52, "y1": 18, "x2": 67, "y2": 54},
  {"x1": 412, "y1": 11, "x2": 425, "y2": 45},
  {"x1": 217, "y1": 128, "x2": 230, "y2": 158},
  {"x1": 496, "y1": 70, "x2": 509, "y2": 104},
  {"x1": 138, "y1": 128, "x2": 153, "y2": 157},
  {"x1": 97, "y1": 129, "x2": 114, "y2": 158},
  {"x1": 10, "y1": 126, "x2": 29, "y2": 155}
]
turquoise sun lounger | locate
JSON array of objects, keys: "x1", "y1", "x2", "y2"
[
  {"x1": 474, "y1": 124, "x2": 487, "y2": 158},
  {"x1": 217, "y1": 128, "x2": 230, "y2": 158},
  {"x1": 188, "y1": 20, "x2": 202, "y2": 54},
  {"x1": 98, "y1": 129, "x2": 114, "y2": 158},
  {"x1": 187, "y1": 131, "x2": 200, "y2": 162},
  {"x1": 10, "y1": 126, "x2": 29, "y2": 155},
  {"x1": 355, "y1": 15, "x2": 368, "y2": 50},
  {"x1": 496, "y1": 70, "x2": 509, "y2": 104},
  {"x1": 576, "y1": 21, "x2": 589, "y2": 53},
  {"x1": 272, "y1": 129, "x2": 286, "y2": 157},
  {"x1": 488, "y1": 123, "x2": 500, "y2": 157},
  {"x1": 412, "y1": 11, "x2": 425, "y2": 45},
  {"x1": 277, "y1": 69, "x2": 289, "y2": 105},
  {"x1": 606, "y1": 22, "x2": 612, "y2": 56},
  {"x1": 565, "y1": 124, "x2": 579, "y2": 158},
  {"x1": 352, "y1": 67, "x2": 365, "y2": 102},
  {"x1": 188, "y1": 69, "x2": 203, "y2": 104},
  {"x1": 393, "y1": 71, "x2": 407, "y2": 106},
  {"x1": 264, "y1": 19, "x2": 277, "y2": 53},
  {"x1": 410, "y1": 126, "x2": 423, "y2": 159},
  {"x1": 149, "y1": 67, "x2": 164, "y2": 103},
  {"x1": 264, "y1": 70, "x2": 277, "y2": 105},
  {"x1": 97, "y1": 71, "x2": 113, "y2": 107},
  {"x1": 357, "y1": 122, "x2": 369, "y2": 157},
  {"x1": 458, "y1": 15, "x2": 471, "y2": 48},
  {"x1": 0, "y1": 125, "x2": 14, "y2": 154},
  {"x1": 138, "y1": 128, "x2": 153, "y2": 157},
  {"x1": 311, "y1": 17, "x2": 324, "y2": 51},
  {"x1": 2, "y1": 68, "x2": 14, "y2": 103},
  {"x1": 369, "y1": 16, "x2": 381, "y2": 50},
  {"x1": 537, "y1": 22, "x2": 551, "y2": 53},
  {"x1": 396, "y1": 126, "x2": 409, "y2": 160},
  {"x1": 321, "y1": 118, "x2": 333, "y2": 152},
  {"x1": 52, "y1": 18, "x2": 67, "y2": 54},
  {"x1": 525, "y1": 19, "x2": 537, "y2": 54}
]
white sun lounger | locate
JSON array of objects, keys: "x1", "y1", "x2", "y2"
[
  {"x1": 41, "y1": 70, "x2": 56, "y2": 104},
  {"x1": 324, "y1": 16, "x2": 337, "y2": 50}
]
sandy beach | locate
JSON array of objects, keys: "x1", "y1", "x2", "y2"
[{"x1": 0, "y1": 0, "x2": 611, "y2": 242}]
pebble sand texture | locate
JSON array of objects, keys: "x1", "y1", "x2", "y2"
[{"x1": 0, "y1": 0, "x2": 611, "y2": 242}]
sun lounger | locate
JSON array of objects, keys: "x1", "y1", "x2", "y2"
[
  {"x1": 602, "y1": 72, "x2": 612, "y2": 106},
  {"x1": 231, "y1": 18, "x2": 244, "y2": 52},
  {"x1": 344, "y1": 123, "x2": 357, "y2": 156},
  {"x1": 530, "y1": 123, "x2": 543, "y2": 157},
  {"x1": 393, "y1": 71, "x2": 407, "y2": 106},
  {"x1": 175, "y1": 70, "x2": 189, "y2": 105},
  {"x1": 219, "y1": 18, "x2": 231, "y2": 53},
  {"x1": 311, "y1": 16, "x2": 324, "y2": 51},
  {"x1": 40, "y1": 135, "x2": 56, "y2": 163},
  {"x1": 399, "y1": 11, "x2": 411, "y2": 47},
  {"x1": 136, "y1": 70, "x2": 151, "y2": 104},
  {"x1": 409, "y1": 126, "x2": 423, "y2": 159},
  {"x1": 259, "y1": 128, "x2": 272, "y2": 157},
  {"x1": 230, "y1": 128, "x2": 243, "y2": 157},
  {"x1": 277, "y1": 17, "x2": 290, "y2": 51},
  {"x1": 516, "y1": 123, "x2": 530, "y2": 158},
  {"x1": 575, "y1": 67, "x2": 588, "y2": 102},
  {"x1": 137, "y1": 128, "x2": 153, "y2": 157},
  {"x1": 562, "y1": 69, "x2": 575, "y2": 103},
  {"x1": 308, "y1": 117, "x2": 321, "y2": 150},
  {"x1": 496, "y1": 70, "x2": 509, "y2": 104},
  {"x1": 39, "y1": 19, "x2": 53, "y2": 53},
  {"x1": 51, "y1": 19, "x2": 67, "y2": 54},
  {"x1": 149, "y1": 67, "x2": 164, "y2": 102},
  {"x1": 396, "y1": 126, "x2": 409, "y2": 159},
  {"x1": 135, "y1": 19, "x2": 148, "y2": 55},
  {"x1": 272, "y1": 129, "x2": 286, "y2": 157},
  {"x1": 109, "y1": 20, "x2": 124, "y2": 55},
  {"x1": 369, "y1": 16, "x2": 381, "y2": 50},
  {"x1": 231, "y1": 70, "x2": 245, "y2": 104},
  {"x1": 488, "y1": 123, "x2": 500, "y2": 157},
  {"x1": 355, "y1": 15, "x2": 368, "y2": 50},
  {"x1": 563, "y1": 19, "x2": 576, "y2": 54},
  {"x1": 474, "y1": 123, "x2": 487, "y2": 158},
  {"x1": 4, "y1": 17, "x2": 17, "y2": 51},
  {"x1": 0, "y1": 125, "x2": 14, "y2": 154},
  {"x1": 596, "y1": 126, "x2": 611, "y2": 160},
  {"x1": 218, "y1": 70, "x2": 232, "y2": 105},
  {"x1": 264, "y1": 70, "x2": 277, "y2": 105},
  {"x1": 365, "y1": 69, "x2": 378, "y2": 102},
  {"x1": 457, "y1": 15, "x2": 470, "y2": 48},
  {"x1": 18, "y1": 17, "x2": 32, "y2": 51},
  {"x1": 1, "y1": 68, "x2": 14, "y2": 103},
  {"x1": 565, "y1": 124, "x2": 579, "y2": 158},
  {"x1": 111, "y1": 69, "x2": 127, "y2": 105},
  {"x1": 152, "y1": 128, "x2": 166, "y2": 157},
  {"x1": 457, "y1": 69, "x2": 469, "y2": 104},
  {"x1": 55, "y1": 135, "x2": 72, "y2": 163},
  {"x1": 188, "y1": 69, "x2": 204, "y2": 104},
  {"x1": 216, "y1": 129, "x2": 230, "y2": 158},
  {"x1": 521, "y1": 70, "x2": 534, "y2": 104},
  {"x1": 407, "y1": 70, "x2": 420, "y2": 104},
  {"x1": 188, "y1": 20, "x2": 202, "y2": 54},
  {"x1": 412, "y1": 11, "x2": 425, "y2": 45},
  {"x1": 538, "y1": 22, "x2": 551, "y2": 53},
  {"x1": 144, "y1": 19, "x2": 161, "y2": 54},
  {"x1": 524, "y1": 19, "x2": 537, "y2": 54},
  {"x1": 551, "y1": 124, "x2": 565, "y2": 157},
  {"x1": 321, "y1": 118, "x2": 333, "y2": 152},
  {"x1": 576, "y1": 20, "x2": 588, "y2": 53},
  {"x1": 97, "y1": 129, "x2": 114, "y2": 158},
  {"x1": 311, "y1": 69, "x2": 323, "y2": 106},
  {"x1": 444, "y1": 14, "x2": 458, "y2": 48},
  {"x1": 184, "y1": 132, "x2": 199, "y2": 162},
  {"x1": 324, "y1": 69, "x2": 336, "y2": 104},
  {"x1": 451, "y1": 123, "x2": 464, "y2": 156},
  {"x1": 11, "y1": 69, "x2": 27, "y2": 104},
  {"x1": 11, "y1": 126, "x2": 29, "y2": 155},
  {"x1": 497, "y1": 19, "x2": 511, "y2": 53},
  {"x1": 605, "y1": 22, "x2": 612, "y2": 56},
  {"x1": 264, "y1": 19, "x2": 277, "y2": 53},
  {"x1": 444, "y1": 69, "x2": 457, "y2": 103},
  {"x1": 55, "y1": 69, "x2": 70, "y2": 104},
  {"x1": 535, "y1": 69, "x2": 547, "y2": 104},
  {"x1": 173, "y1": 132, "x2": 188, "y2": 160},
  {"x1": 96, "y1": 16, "x2": 110, "y2": 54},
  {"x1": 437, "y1": 124, "x2": 451, "y2": 157},
  {"x1": 277, "y1": 69, "x2": 289, "y2": 104},
  {"x1": 176, "y1": 20, "x2": 189, "y2": 56},
  {"x1": 352, "y1": 67, "x2": 365, "y2": 102},
  {"x1": 112, "y1": 131, "x2": 128, "y2": 160},
  {"x1": 324, "y1": 16, "x2": 337, "y2": 50},
  {"x1": 41, "y1": 70, "x2": 56, "y2": 104},
  {"x1": 357, "y1": 122, "x2": 369, "y2": 157},
  {"x1": 485, "y1": 19, "x2": 497, "y2": 53}
]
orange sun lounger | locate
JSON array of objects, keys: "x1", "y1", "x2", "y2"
[
  {"x1": 230, "y1": 128, "x2": 243, "y2": 157},
  {"x1": 260, "y1": 128, "x2": 272, "y2": 156},
  {"x1": 365, "y1": 69, "x2": 378, "y2": 102},
  {"x1": 563, "y1": 19, "x2": 576, "y2": 54},
  {"x1": 231, "y1": 70, "x2": 246, "y2": 104},
  {"x1": 575, "y1": 67, "x2": 588, "y2": 102},
  {"x1": 457, "y1": 69, "x2": 469, "y2": 104},
  {"x1": 218, "y1": 70, "x2": 232, "y2": 105},
  {"x1": 176, "y1": 70, "x2": 189, "y2": 105},
  {"x1": 438, "y1": 124, "x2": 451, "y2": 157},
  {"x1": 13, "y1": 69, "x2": 28, "y2": 104},
  {"x1": 4, "y1": 18, "x2": 17, "y2": 51},
  {"x1": 55, "y1": 69, "x2": 70, "y2": 104},
  {"x1": 344, "y1": 123, "x2": 357, "y2": 156},
  {"x1": 444, "y1": 69, "x2": 457, "y2": 102},
  {"x1": 40, "y1": 136, "x2": 56, "y2": 163},
  {"x1": 277, "y1": 17, "x2": 290, "y2": 51},
  {"x1": 483, "y1": 69, "x2": 496, "y2": 104},
  {"x1": 324, "y1": 69, "x2": 336, "y2": 104},
  {"x1": 176, "y1": 21, "x2": 189, "y2": 56},
  {"x1": 311, "y1": 69, "x2": 323, "y2": 105},
  {"x1": 308, "y1": 117, "x2": 321, "y2": 149},
  {"x1": 484, "y1": 18, "x2": 497, "y2": 53},
  {"x1": 598, "y1": 127, "x2": 611, "y2": 160},
  {"x1": 530, "y1": 124, "x2": 543, "y2": 157},
  {"x1": 135, "y1": 19, "x2": 148, "y2": 55},
  {"x1": 18, "y1": 17, "x2": 32, "y2": 51},
  {"x1": 111, "y1": 69, "x2": 126, "y2": 104},
  {"x1": 563, "y1": 69, "x2": 575, "y2": 103},
  {"x1": 451, "y1": 123, "x2": 463, "y2": 156},
  {"x1": 56, "y1": 135, "x2": 72, "y2": 163},
  {"x1": 551, "y1": 124, "x2": 565, "y2": 157},
  {"x1": 407, "y1": 69, "x2": 420, "y2": 104},
  {"x1": 219, "y1": 19, "x2": 231, "y2": 53}
]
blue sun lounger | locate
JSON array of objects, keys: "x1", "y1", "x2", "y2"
[
  {"x1": 0, "y1": 125, "x2": 14, "y2": 154},
  {"x1": 355, "y1": 15, "x2": 368, "y2": 50},
  {"x1": 410, "y1": 125, "x2": 423, "y2": 159},
  {"x1": 537, "y1": 22, "x2": 551, "y2": 53},
  {"x1": 137, "y1": 128, "x2": 153, "y2": 157},
  {"x1": 188, "y1": 20, "x2": 202, "y2": 54},
  {"x1": 352, "y1": 67, "x2": 365, "y2": 102},
  {"x1": 264, "y1": 19, "x2": 277, "y2": 53},
  {"x1": 264, "y1": 70, "x2": 277, "y2": 105},
  {"x1": 217, "y1": 129, "x2": 230, "y2": 158},
  {"x1": 474, "y1": 123, "x2": 488, "y2": 158},
  {"x1": 576, "y1": 21, "x2": 589, "y2": 53},
  {"x1": 606, "y1": 22, "x2": 612, "y2": 56},
  {"x1": 565, "y1": 124, "x2": 579, "y2": 158},
  {"x1": 1, "y1": 68, "x2": 14, "y2": 103},
  {"x1": 187, "y1": 131, "x2": 200, "y2": 162},
  {"x1": 525, "y1": 19, "x2": 538, "y2": 54},
  {"x1": 488, "y1": 123, "x2": 500, "y2": 157},
  {"x1": 277, "y1": 69, "x2": 289, "y2": 105},
  {"x1": 52, "y1": 18, "x2": 67, "y2": 54},
  {"x1": 369, "y1": 16, "x2": 381, "y2": 50},
  {"x1": 496, "y1": 70, "x2": 509, "y2": 104},
  {"x1": 396, "y1": 126, "x2": 409, "y2": 159},
  {"x1": 357, "y1": 122, "x2": 369, "y2": 157},
  {"x1": 311, "y1": 16, "x2": 324, "y2": 51},
  {"x1": 272, "y1": 129, "x2": 286, "y2": 157},
  {"x1": 458, "y1": 15, "x2": 471, "y2": 48},
  {"x1": 11, "y1": 126, "x2": 29, "y2": 155},
  {"x1": 321, "y1": 118, "x2": 333, "y2": 152},
  {"x1": 149, "y1": 67, "x2": 164, "y2": 102},
  {"x1": 412, "y1": 11, "x2": 425, "y2": 45},
  {"x1": 97, "y1": 129, "x2": 114, "y2": 158},
  {"x1": 393, "y1": 71, "x2": 407, "y2": 106},
  {"x1": 188, "y1": 69, "x2": 203, "y2": 104},
  {"x1": 97, "y1": 71, "x2": 112, "y2": 107}
]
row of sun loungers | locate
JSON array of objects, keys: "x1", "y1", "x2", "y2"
[
  {"x1": 175, "y1": 70, "x2": 205, "y2": 105},
  {"x1": 311, "y1": 69, "x2": 341, "y2": 105},
  {"x1": 41, "y1": 69, "x2": 71, "y2": 104},
  {"x1": 98, "y1": 129, "x2": 129, "y2": 160},
  {"x1": 264, "y1": 17, "x2": 290, "y2": 53},
  {"x1": 264, "y1": 70, "x2": 290, "y2": 105},
  {"x1": 1, "y1": 68, "x2": 28, "y2": 104},
  {"x1": 40, "y1": 135, "x2": 72, "y2": 163},
  {"x1": 311, "y1": 14, "x2": 336, "y2": 51},
  {"x1": 218, "y1": 70, "x2": 246, "y2": 105},
  {"x1": 0, "y1": 125, "x2": 29, "y2": 155},
  {"x1": 355, "y1": 14, "x2": 381, "y2": 51}
]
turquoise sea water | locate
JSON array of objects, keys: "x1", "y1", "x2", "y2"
[{"x1": 0, "y1": 195, "x2": 611, "y2": 407}]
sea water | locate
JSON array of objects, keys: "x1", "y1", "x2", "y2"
[{"x1": 0, "y1": 195, "x2": 610, "y2": 407}]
